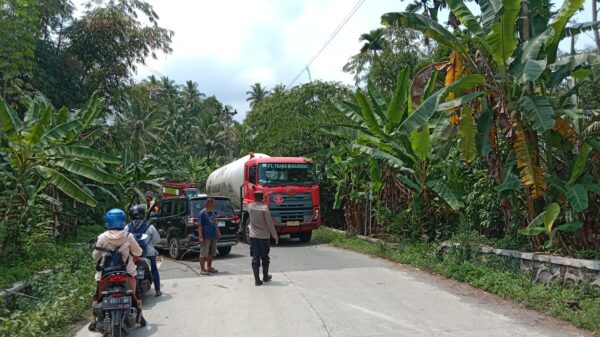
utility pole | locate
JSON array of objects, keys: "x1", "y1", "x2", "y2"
[{"x1": 221, "y1": 105, "x2": 237, "y2": 162}]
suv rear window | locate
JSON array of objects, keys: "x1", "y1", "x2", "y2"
[{"x1": 190, "y1": 198, "x2": 234, "y2": 217}]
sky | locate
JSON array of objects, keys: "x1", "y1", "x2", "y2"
[
  {"x1": 76, "y1": 0, "x2": 596, "y2": 121},
  {"x1": 131, "y1": 0, "x2": 406, "y2": 121}
]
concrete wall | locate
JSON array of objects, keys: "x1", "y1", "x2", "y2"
[
  {"x1": 479, "y1": 246, "x2": 600, "y2": 292},
  {"x1": 323, "y1": 227, "x2": 600, "y2": 294}
]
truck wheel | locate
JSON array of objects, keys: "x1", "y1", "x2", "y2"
[
  {"x1": 299, "y1": 231, "x2": 312, "y2": 243},
  {"x1": 217, "y1": 246, "x2": 231, "y2": 256},
  {"x1": 168, "y1": 237, "x2": 182, "y2": 260}
]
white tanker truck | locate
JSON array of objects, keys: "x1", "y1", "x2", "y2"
[{"x1": 206, "y1": 153, "x2": 321, "y2": 242}]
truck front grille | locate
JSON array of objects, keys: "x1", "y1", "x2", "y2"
[{"x1": 269, "y1": 193, "x2": 313, "y2": 224}]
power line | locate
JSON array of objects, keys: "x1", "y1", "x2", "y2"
[
  {"x1": 287, "y1": 0, "x2": 366, "y2": 88},
  {"x1": 141, "y1": 64, "x2": 167, "y2": 79}
]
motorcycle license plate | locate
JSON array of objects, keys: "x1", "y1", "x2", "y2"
[
  {"x1": 287, "y1": 221, "x2": 300, "y2": 226},
  {"x1": 136, "y1": 270, "x2": 145, "y2": 279},
  {"x1": 218, "y1": 221, "x2": 226, "y2": 227},
  {"x1": 102, "y1": 296, "x2": 132, "y2": 310}
]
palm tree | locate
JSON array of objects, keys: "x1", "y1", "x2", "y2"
[
  {"x1": 358, "y1": 28, "x2": 387, "y2": 57},
  {"x1": 271, "y1": 84, "x2": 286, "y2": 98},
  {"x1": 343, "y1": 28, "x2": 389, "y2": 85},
  {"x1": 182, "y1": 80, "x2": 205, "y2": 110},
  {"x1": 115, "y1": 86, "x2": 164, "y2": 164},
  {"x1": 246, "y1": 83, "x2": 269, "y2": 109}
]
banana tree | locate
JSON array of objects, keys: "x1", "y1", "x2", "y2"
[
  {"x1": 518, "y1": 202, "x2": 584, "y2": 252},
  {"x1": 382, "y1": 0, "x2": 600, "y2": 221},
  {"x1": 323, "y1": 66, "x2": 484, "y2": 237},
  {"x1": 0, "y1": 94, "x2": 121, "y2": 207},
  {"x1": 118, "y1": 161, "x2": 162, "y2": 209},
  {"x1": 321, "y1": 145, "x2": 372, "y2": 232}
]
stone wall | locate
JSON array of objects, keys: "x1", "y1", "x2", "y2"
[
  {"x1": 480, "y1": 247, "x2": 600, "y2": 293},
  {"x1": 323, "y1": 227, "x2": 600, "y2": 294}
]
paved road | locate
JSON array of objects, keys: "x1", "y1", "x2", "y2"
[{"x1": 75, "y1": 240, "x2": 591, "y2": 337}]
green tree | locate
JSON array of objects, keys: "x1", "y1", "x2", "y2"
[
  {"x1": 66, "y1": 0, "x2": 173, "y2": 110},
  {"x1": 113, "y1": 85, "x2": 164, "y2": 164},
  {"x1": 0, "y1": 94, "x2": 120, "y2": 250},
  {"x1": 323, "y1": 69, "x2": 482, "y2": 237},
  {"x1": 242, "y1": 81, "x2": 352, "y2": 156},
  {"x1": 382, "y1": 0, "x2": 600, "y2": 247},
  {"x1": 246, "y1": 83, "x2": 269, "y2": 109},
  {"x1": 344, "y1": 26, "x2": 424, "y2": 93},
  {"x1": 0, "y1": 0, "x2": 39, "y2": 101}
]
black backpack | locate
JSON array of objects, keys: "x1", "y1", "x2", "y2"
[
  {"x1": 126, "y1": 221, "x2": 151, "y2": 253},
  {"x1": 95, "y1": 234, "x2": 130, "y2": 277}
]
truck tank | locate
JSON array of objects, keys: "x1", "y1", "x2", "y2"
[{"x1": 205, "y1": 153, "x2": 270, "y2": 210}]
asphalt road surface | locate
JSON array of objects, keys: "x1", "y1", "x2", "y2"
[{"x1": 75, "y1": 239, "x2": 592, "y2": 337}]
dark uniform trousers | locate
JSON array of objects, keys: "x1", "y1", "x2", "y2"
[{"x1": 250, "y1": 237, "x2": 270, "y2": 281}]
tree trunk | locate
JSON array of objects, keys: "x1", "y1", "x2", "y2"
[{"x1": 593, "y1": 0, "x2": 600, "y2": 52}]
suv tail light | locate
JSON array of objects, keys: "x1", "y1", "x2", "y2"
[
  {"x1": 230, "y1": 215, "x2": 241, "y2": 224},
  {"x1": 186, "y1": 217, "x2": 198, "y2": 227}
]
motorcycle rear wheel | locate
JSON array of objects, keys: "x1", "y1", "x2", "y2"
[{"x1": 111, "y1": 311, "x2": 123, "y2": 337}]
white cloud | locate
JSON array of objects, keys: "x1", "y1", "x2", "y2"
[
  {"x1": 75, "y1": 0, "x2": 596, "y2": 121},
  {"x1": 129, "y1": 0, "x2": 405, "y2": 120}
]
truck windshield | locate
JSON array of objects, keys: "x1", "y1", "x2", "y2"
[
  {"x1": 190, "y1": 198, "x2": 235, "y2": 217},
  {"x1": 258, "y1": 163, "x2": 316, "y2": 186}
]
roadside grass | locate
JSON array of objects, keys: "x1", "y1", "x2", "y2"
[
  {"x1": 313, "y1": 228, "x2": 600, "y2": 334},
  {"x1": 0, "y1": 225, "x2": 103, "y2": 337},
  {"x1": 0, "y1": 225, "x2": 103, "y2": 289}
]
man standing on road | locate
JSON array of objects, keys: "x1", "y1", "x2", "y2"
[
  {"x1": 247, "y1": 191, "x2": 279, "y2": 286},
  {"x1": 199, "y1": 198, "x2": 221, "y2": 276}
]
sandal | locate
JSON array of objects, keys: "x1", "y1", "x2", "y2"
[
  {"x1": 209, "y1": 267, "x2": 219, "y2": 273},
  {"x1": 200, "y1": 270, "x2": 209, "y2": 276}
]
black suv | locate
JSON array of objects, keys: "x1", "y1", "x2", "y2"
[{"x1": 148, "y1": 195, "x2": 240, "y2": 259}]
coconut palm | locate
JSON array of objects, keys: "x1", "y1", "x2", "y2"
[
  {"x1": 271, "y1": 84, "x2": 286, "y2": 98},
  {"x1": 182, "y1": 80, "x2": 205, "y2": 110},
  {"x1": 246, "y1": 83, "x2": 269, "y2": 109},
  {"x1": 114, "y1": 85, "x2": 164, "y2": 164},
  {"x1": 343, "y1": 28, "x2": 388, "y2": 81}
]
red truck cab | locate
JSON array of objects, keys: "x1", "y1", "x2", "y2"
[{"x1": 243, "y1": 156, "x2": 320, "y2": 242}]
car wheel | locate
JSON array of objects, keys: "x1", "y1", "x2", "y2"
[
  {"x1": 299, "y1": 230, "x2": 312, "y2": 243},
  {"x1": 217, "y1": 246, "x2": 231, "y2": 256},
  {"x1": 168, "y1": 237, "x2": 182, "y2": 260}
]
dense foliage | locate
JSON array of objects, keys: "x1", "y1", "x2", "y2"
[
  {"x1": 307, "y1": 0, "x2": 600, "y2": 258},
  {"x1": 1, "y1": 0, "x2": 600, "y2": 333},
  {"x1": 241, "y1": 81, "x2": 352, "y2": 156},
  {"x1": 0, "y1": 0, "x2": 238, "y2": 263}
]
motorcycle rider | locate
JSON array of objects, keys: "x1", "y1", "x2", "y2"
[
  {"x1": 89, "y1": 208, "x2": 144, "y2": 331},
  {"x1": 127, "y1": 204, "x2": 162, "y2": 296}
]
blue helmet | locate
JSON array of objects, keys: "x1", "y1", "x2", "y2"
[{"x1": 105, "y1": 208, "x2": 126, "y2": 230}]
